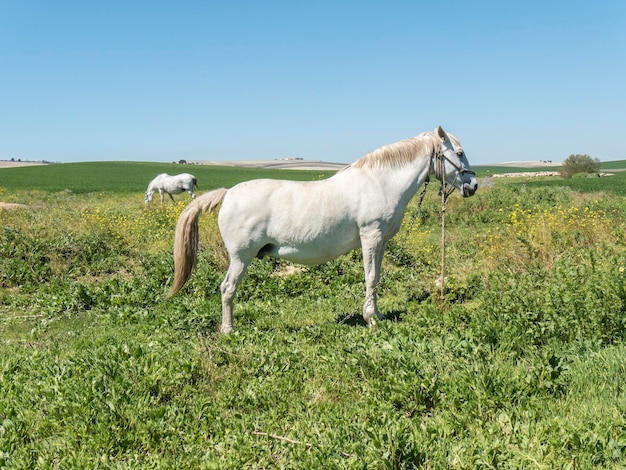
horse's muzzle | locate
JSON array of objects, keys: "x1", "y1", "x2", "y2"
[{"x1": 461, "y1": 181, "x2": 478, "y2": 197}]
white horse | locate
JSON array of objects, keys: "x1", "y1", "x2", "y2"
[
  {"x1": 171, "y1": 127, "x2": 478, "y2": 333},
  {"x1": 144, "y1": 173, "x2": 198, "y2": 203}
]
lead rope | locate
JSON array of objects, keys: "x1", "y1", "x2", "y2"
[
  {"x1": 440, "y1": 166, "x2": 448, "y2": 301},
  {"x1": 437, "y1": 148, "x2": 456, "y2": 301}
]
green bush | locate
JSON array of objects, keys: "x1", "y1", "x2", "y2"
[
  {"x1": 560, "y1": 153, "x2": 600, "y2": 178},
  {"x1": 0, "y1": 227, "x2": 51, "y2": 287},
  {"x1": 478, "y1": 251, "x2": 626, "y2": 351}
]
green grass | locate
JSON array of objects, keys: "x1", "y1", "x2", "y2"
[
  {"x1": 0, "y1": 161, "x2": 335, "y2": 195},
  {"x1": 501, "y1": 169, "x2": 626, "y2": 196},
  {"x1": 1, "y1": 163, "x2": 626, "y2": 468},
  {"x1": 598, "y1": 159, "x2": 626, "y2": 170}
]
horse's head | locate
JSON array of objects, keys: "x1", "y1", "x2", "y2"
[
  {"x1": 144, "y1": 191, "x2": 153, "y2": 203},
  {"x1": 434, "y1": 126, "x2": 478, "y2": 198}
]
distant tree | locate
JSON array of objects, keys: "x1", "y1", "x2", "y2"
[
  {"x1": 560, "y1": 154, "x2": 600, "y2": 179},
  {"x1": 178, "y1": 159, "x2": 187, "y2": 165}
]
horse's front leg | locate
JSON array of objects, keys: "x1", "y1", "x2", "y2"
[
  {"x1": 159, "y1": 190, "x2": 165, "y2": 203},
  {"x1": 360, "y1": 231, "x2": 386, "y2": 326}
]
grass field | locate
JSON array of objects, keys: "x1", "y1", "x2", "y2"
[
  {"x1": 0, "y1": 162, "x2": 336, "y2": 196},
  {"x1": 1, "y1": 162, "x2": 626, "y2": 468}
]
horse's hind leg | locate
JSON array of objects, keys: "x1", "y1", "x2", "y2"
[{"x1": 219, "y1": 256, "x2": 250, "y2": 334}]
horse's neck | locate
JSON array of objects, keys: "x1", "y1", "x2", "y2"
[
  {"x1": 147, "y1": 180, "x2": 160, "y2": 193},
  {"x1": 153, "y1": 175, "x2": 167, "y2": 187},
  {"x1": 375, "y1": 156, "x2": 432, "y2": 203}
]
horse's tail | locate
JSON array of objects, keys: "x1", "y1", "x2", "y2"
[
  {"x1": 170, "y1": 188, "x2": 228, "y2": 296},
  {"x1": 192, "y1": 177, "x2": 199, "y2": 189}
]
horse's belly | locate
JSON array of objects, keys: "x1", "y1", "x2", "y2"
[
  {"x1": 275, "y1": 238, "x2": 360, "y2": 265},
  {"x1": 266, "y1": 217, "x2": 360, "y2": 264},
  {"x1": 165, "y1": 187, "x2": 186, "y2": 195}
]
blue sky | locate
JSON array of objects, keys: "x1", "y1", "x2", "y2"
[{"x1": 1, "y1": 1, "x2": 625, "y2": 165}]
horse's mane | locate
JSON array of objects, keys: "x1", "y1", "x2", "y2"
[{"x1": 347, "y1": 132, "x2": 439, "y2": 170}]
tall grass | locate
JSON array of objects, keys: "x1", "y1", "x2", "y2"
[{"x1": 1, "y1": 165, "x2": 626, "y2": 468}]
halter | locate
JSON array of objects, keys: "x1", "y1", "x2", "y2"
[{"x1": 432, "y1": 146, "x2": 476, "y2": 198}]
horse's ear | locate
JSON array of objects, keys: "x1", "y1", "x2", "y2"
[{"x1": 437, "y1": 126, "x2": 448, "y2": 142}]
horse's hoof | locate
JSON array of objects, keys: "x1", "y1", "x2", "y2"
[
  {"x1": 219, "y1": 325, "x2": 233, "y2": 334},
  {"x1": 364, "y1": 316, "x2": 377, "y2": 327}
]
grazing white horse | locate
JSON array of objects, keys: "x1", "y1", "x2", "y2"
[
  {"x1": 144, "y1": 173, "x2": 198, "y2": 203},
  {"x1": 171, "y1": 127, "x2": 478, "y2": 333}
]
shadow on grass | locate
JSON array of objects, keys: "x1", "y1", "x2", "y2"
[{"x1": 335, "y1": 310, "x2": 404, "y2": 327}]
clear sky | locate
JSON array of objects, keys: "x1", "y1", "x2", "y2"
[{"x1": 1, "y1": 1, "x2": 625, "y2": 165}]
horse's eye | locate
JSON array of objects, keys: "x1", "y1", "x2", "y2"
[{"x1": 456, "y1": 151, "x2": 464, "y2": 157}]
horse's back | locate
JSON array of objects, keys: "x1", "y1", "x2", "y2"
[
  {"x1": 176, "y1": 173, "x2": 196, "y2": 186},
  {"x1": 222, "y1": 178, "x2": 342, "y2": 218},
  {"x1": 149, "y1": 173, "x2": 167, "y2": 184}
]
